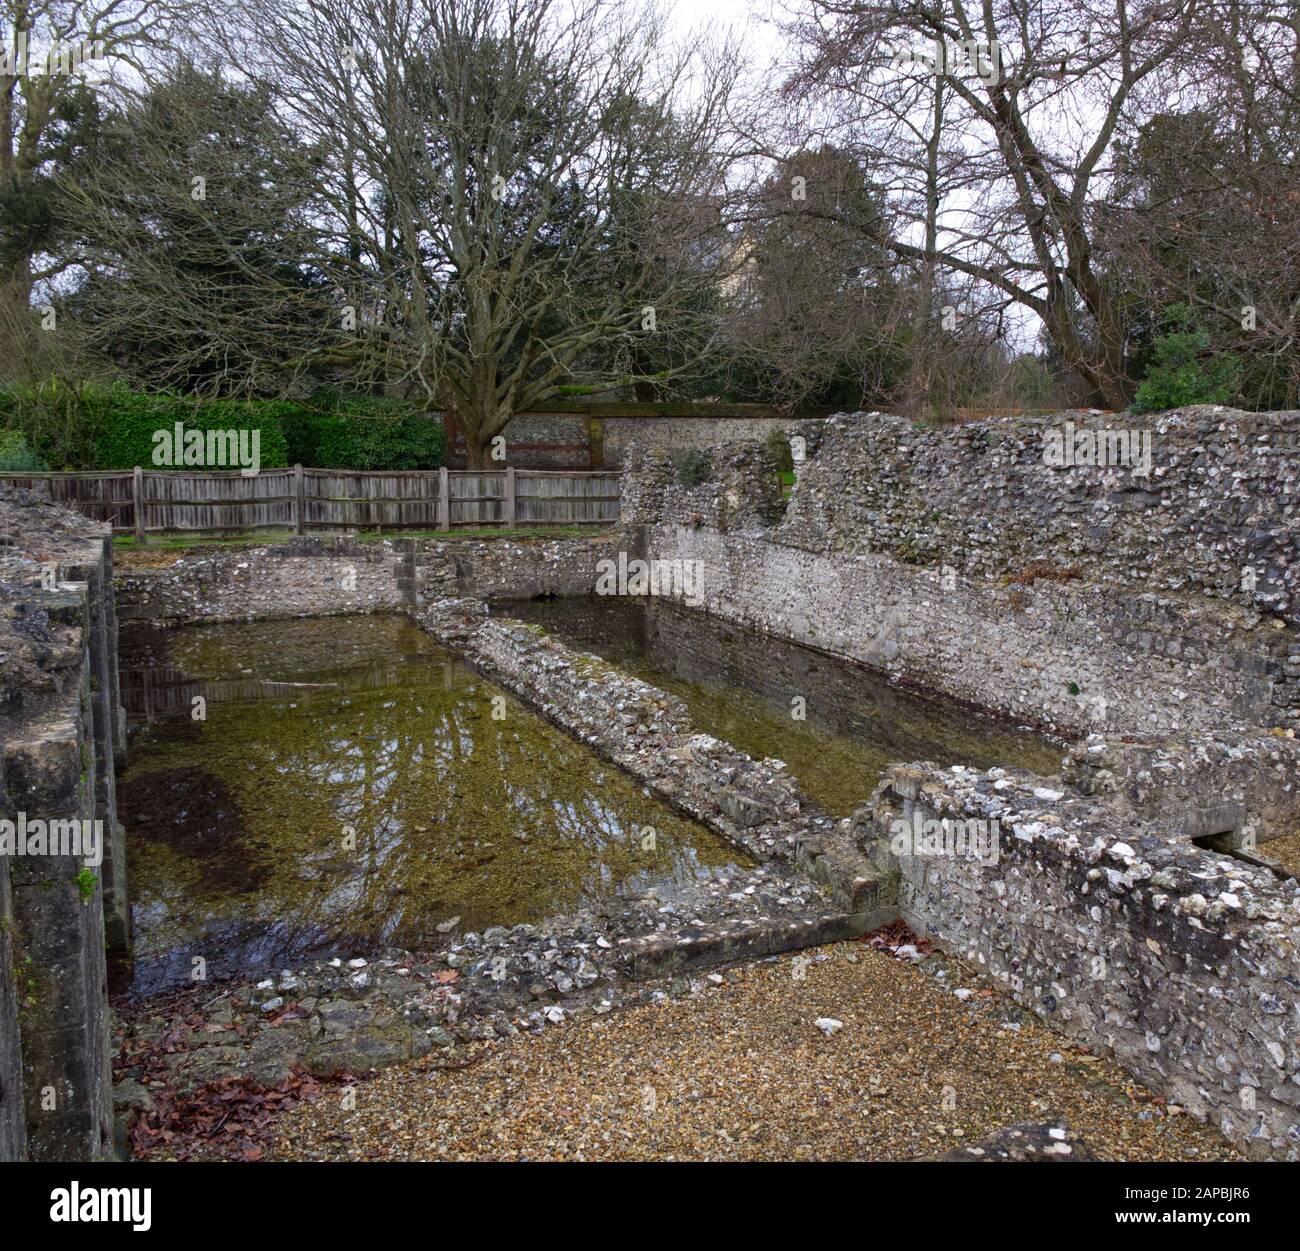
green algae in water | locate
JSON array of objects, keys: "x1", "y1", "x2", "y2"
[
  {"x1": 490, "y1": 597, "x2": 1064, "y2": 820},
  {"x1": 118, "y1": 615, "x2": 744, "y2": 995}
]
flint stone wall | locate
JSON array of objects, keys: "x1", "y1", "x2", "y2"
[
  {"x1": 114, "y1": 538, "x2": 410, "y2": 624},
  {"x1": 627, "y1": 407, "x2": 1300, "y2": 737},
  {"x1": 859, "y1": 760, "x2": 1300, "y2": 1159},
  {"x1": 115, "y1": 534, "x2": 630, "y2": 624},
  {"x1": 0, "y1": 484, "x2": 123, "y2": 1160},
  {"x1": 1062, "y1": 730, "x2": 1300, "y2": 842}
]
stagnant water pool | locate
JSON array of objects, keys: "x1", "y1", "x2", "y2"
[
  {"x1": 117, "y1": 615, "x2": 746, "y2": 996},
  {"x1": 490, "y1": 596, "x2": 1063, "y2": 818}
]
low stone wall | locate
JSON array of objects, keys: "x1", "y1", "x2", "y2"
[
  {"x1": 1, "y1": 484, "x2": 124, "y2": 1161},
  {"x1": 115, "y1": 538, "x2": 411, "y2": 624},
  {"x1": 1062, "y1": 730, "x2": 1300, "y2": 842},
  {"x1": 856, "y1": 760, "x2": 1300, "y2": 1160}
]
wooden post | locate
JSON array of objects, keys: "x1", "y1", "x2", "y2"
[
  {"x1": 438, "y1": 466, "x2": 450, "y2": 532},
  {"x1": 293, "y1": 464, "x2": 305, "y2": 536},
  {"x1": 132, "y1": 466, "x2": 146, "y2": 544},
  {"x1": 505, "y1": 465, "x2": 516, "y2": 529}
]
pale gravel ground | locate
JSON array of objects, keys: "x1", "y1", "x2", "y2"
[
  {"x1": 265, "y1": 942, "x2": 1239, "y2": 1162},
  {"x1": 1257, "y1": 830, "x2": 1300, "y2": 880}
]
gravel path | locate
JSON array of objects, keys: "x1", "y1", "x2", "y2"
[{"x1": 265, "y1": 942, "x2": 1237, "y2": 1162}]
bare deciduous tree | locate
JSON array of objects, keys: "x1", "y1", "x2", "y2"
[
  {"x1": 209, "y1": 0, "x2": 745, "y2": 465},
  {"x1": 1, "y1": 0, "x2": 187, "y2": 313},
  {"x1": 777, "y1": 0, "x2": 1281, "y2": 408}
]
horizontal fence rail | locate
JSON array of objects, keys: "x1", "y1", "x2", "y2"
[{"x1": 0, "y1": 466, "x2": 621, "y2": 537}]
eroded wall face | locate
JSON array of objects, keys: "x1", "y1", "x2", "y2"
[
  {"x1": 862, "y1": 762, "x2": 1300, "y2": 1160},
  {"x1": 629, "y1": 407, "x2": 1299, "y2": 738},
  {"x1": 1, "y1": 486, "x2": 122, "y2": 1161}
]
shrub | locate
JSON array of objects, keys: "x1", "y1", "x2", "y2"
[
  {"x1": 1131, "y1": 308, "x2": 1242, "y2": 413},
  {"x1": 676, "y1": 447, "x2": 713, "y2": 487},
  {"x1": 0, "y1": 430, "x2": 50, "y2": 472},
  {"x1": 283, "y1": 394, "x2": 446, "y2": 470},
  {"x1": 0, "y1": 379, "x2": 115, "y2": 469}
]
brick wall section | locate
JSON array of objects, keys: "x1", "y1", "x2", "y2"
[{"x1": 858, "y1": 761, "x2": 1300, "y2": 1159}]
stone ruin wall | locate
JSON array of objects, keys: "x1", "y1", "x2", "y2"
[
  {"x1": 0, "y1": 484, "x2": 125, "y2": 1160},
  {"x1": 626, "y1": 405, "x2": 1300, "y2": 739},
  {"x1": 623, "y1": 407, "x2": 1300, "y2": 1158},
  {"x1": 112, "y1": 533, "x2": 628, "y2": 623},
  {"x1": 858, "y1": 757, "x2": 1300, "y2": 1160}
]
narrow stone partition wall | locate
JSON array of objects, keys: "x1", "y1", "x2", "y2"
[
  {"x1": 855, "y1": 762, "x2": 1300, "y2": 1160},
  {"x1": 0, "y1": 485, "x2": 124, "y2": 1160},
  {"x1": 416, "y1": 596, "x2": 887, "y2": 918}
]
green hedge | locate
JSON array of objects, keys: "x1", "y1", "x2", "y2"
[
  {"x1": 94, "y1": 392, "x2": 291, "y2": 470},
  {"x1": 0, "y1": 382, "x2": 445, "y2": 472},
  {"x1": 283, "y1": 394, "x2": 446, "y2": 470}
]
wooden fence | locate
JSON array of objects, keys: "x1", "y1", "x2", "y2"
[{"x1": 0, "y1": 465, "x2": 621, "y2": 537}]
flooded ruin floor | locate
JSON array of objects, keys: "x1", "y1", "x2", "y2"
[
  {"x1": 490, "y1": 596, "x2": 1063, "y2": 818},
  {"x1": 116, "y1": 615, "x2": 746, "y2": 996}
]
